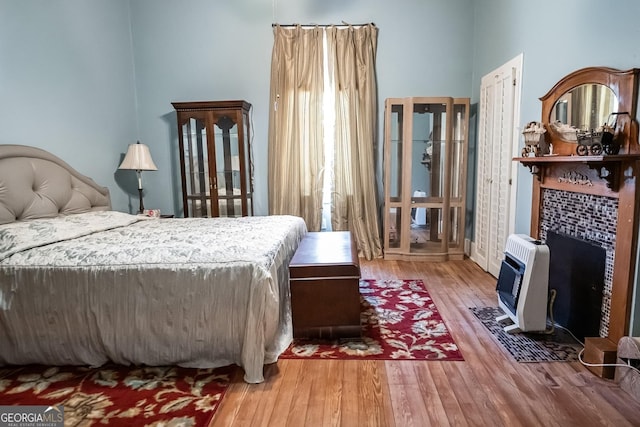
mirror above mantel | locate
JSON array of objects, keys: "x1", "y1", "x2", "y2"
[
  {"x1": 540, "y1": 67, "x2": 640, "y2": 156},
  {"x1": 550, "y1": 84, "x2": 617, "y2": 132}
]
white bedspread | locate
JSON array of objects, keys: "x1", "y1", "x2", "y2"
[{"x1": 0, "y1": 211, "x2": 307, "y2": 383}]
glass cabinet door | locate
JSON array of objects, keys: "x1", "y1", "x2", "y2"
[
  {"x1": 409, "y1": 98, "x2": 452, "y2": 256},
  {"x1": 241, "y1": 109, "x2": 253, "y2": 217},
  {"x1": 448, "y1": 99, "x2": 469, "y2": 251},
  {"x1": 180, "y1": 115, "x2": 212, "y2": 217},
  {"x1": 213, "y1": 114, "x2": 242, "y2": 217},
  {"x1": 384, "y1": 99, "x2": 405, "y2": 250}
]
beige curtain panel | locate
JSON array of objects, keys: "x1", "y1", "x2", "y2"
[
  {"x1": 268, "y1": 25, "x2": 325, "y2": 231},
  {"x1": 326, "y1": 25, "x2": 382, "y2": 259}
]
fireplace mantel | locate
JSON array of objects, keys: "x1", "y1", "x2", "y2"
[
  {"x1": 516, "y1": 154, "x2": 640, "y2": 167},
  {"x1": 515, "y1": 154, "x2": 640, "y2": 191}
]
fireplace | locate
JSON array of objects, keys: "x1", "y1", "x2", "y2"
[{"x1": 518, "y1": 66, "x2": 640, "y2": 378}]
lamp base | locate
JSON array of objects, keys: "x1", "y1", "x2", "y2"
[{"x1": 138, "y1": 188, "x2": 144, "y2": 214}]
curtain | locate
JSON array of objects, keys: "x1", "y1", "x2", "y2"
[
  {"x1": 267, "y1": 24, "x2": 383, "y2": 259},
  {"x1": 268, "y1": 25, "x2": 324, "y2": 231},
  {"x1": 326, "y1": 24, "x2": 382, "y2": 259}
]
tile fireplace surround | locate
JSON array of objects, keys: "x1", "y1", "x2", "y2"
[{"x1": 540, "y1": 188, "x2": 617, "y2": 338}]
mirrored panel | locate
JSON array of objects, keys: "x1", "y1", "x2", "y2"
[{"x1": 182, "y1": 117, "x2": 210, "y2": 217}]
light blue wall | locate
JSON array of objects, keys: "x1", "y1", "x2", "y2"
[
  {"x1": 472, "y1": 0, "x2": 640, "y2": 232},
  {"x1": 0, "y1": 0, "x2": 139, "y2": 212},
  {"x1": 0, "y1": 0, "x2": 474, "y2": 215},
  {"x1": 471, "y1": 0, "x2": 640, "y2": 335},
  {"x1": 128, "y1": 0, "x2": 474, "y2": 216}
]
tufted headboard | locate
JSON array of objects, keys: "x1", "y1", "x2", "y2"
[{"x1": 0, "y1": 144, "x2": 111, "y2": 224}]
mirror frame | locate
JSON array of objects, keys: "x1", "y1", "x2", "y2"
[{"x1": 540, "y1": 67, "x2": 640, "y2": 156}]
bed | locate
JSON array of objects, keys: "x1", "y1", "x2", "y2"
[{"x1": 0, "y1": 144, "x2": 307, "y2": 383}]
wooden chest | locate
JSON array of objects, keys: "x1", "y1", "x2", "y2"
[{"x1": 289, "y1": 231, "x2": 361, "y2": 339}]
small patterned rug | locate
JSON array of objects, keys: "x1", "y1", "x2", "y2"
[
  {"x1": 470, "y1": 306, "x2": 582, "y2": 362},
  {"x1": 0, "y1": 364, "x2": 235, "y2": 426},
  {"x1": 280, "y1": 279, "x2": 464, "y2": 361}
]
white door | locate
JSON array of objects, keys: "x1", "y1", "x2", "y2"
[{"x1": 471, "y1": 54, "x2": 523, "y2": 277}]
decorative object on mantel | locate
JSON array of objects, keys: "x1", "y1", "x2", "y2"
[
  {"x1": 574, "y1": 111, "x2": 634, "y2": 157},
  {"x1": 548, "y1": 120, "x2": 578, "y2": 142},
  {"x1": 575, "y1": 112, "x2": 628, "y2": 156},
  {"x1": 521, "y1": 121, "x2": 548, "y2": 157},
  {"x1": 601, "y1": 111, "x2": 631, "y2": 155},
  {"x1": 577, "y1": 128, "x2": 605, "y2": 155}
]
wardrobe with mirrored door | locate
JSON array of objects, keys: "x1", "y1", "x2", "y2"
[{"x1": 383, "y1": 97, "x2": 470, "y2": 261}]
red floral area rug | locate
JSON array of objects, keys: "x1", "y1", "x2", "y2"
[
  {"x1": 0, "y1": 364, "x2": 235, "y2": 426},
  {"x1": 280, "y1": 279, "x2": 464, "y2": 361}
]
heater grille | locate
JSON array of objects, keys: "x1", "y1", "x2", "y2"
[{"x1": 504, "y1": 236, "x2": 534, "y2": 266}]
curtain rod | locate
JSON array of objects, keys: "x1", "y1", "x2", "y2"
[{"x1": 272, "y1": 22, "x2": 375, "y2": 28}]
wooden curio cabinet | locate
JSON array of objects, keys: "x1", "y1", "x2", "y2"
[
  {"x1": 383, "y1": 97, "x2": 470, "y2": 261},
  {"x1": 172, "y1": 100, "x2": 253, "y2": 218}
]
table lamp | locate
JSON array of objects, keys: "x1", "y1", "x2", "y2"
[{"x1": 118, "y1": 141, "x2": 158, "y2": 213}]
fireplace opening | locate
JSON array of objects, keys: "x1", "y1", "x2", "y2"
[{"x1": 545, "y1": 230, "x2": 606, "y2": 342}]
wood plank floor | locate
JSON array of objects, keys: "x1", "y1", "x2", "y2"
[{"x1": 211, "y1": 259, "x2": 640, "y2": 426}]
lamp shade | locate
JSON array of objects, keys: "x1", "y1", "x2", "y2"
[{"x1": 118, "y1": 142, "x2": 158, "y2": 171}]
